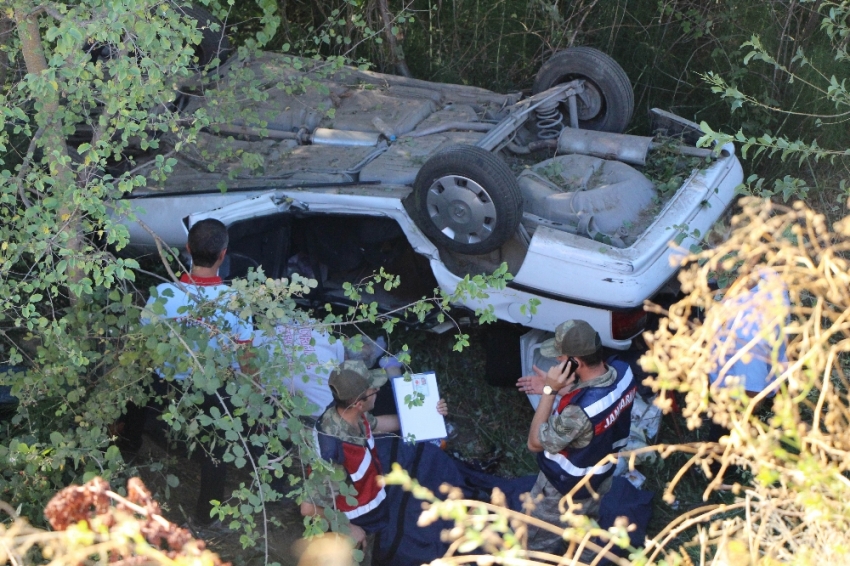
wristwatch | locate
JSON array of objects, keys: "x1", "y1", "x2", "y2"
[{"x1": 542, "y1": 385, "x2": 555, "y2": 396}]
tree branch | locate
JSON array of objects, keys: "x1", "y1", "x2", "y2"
[
  {"x1": 13, "y1": 125, "x2": 46, "y2": 208},
  {"x1": 14, "y1": 4, "x2": 83, "y2": 302}
]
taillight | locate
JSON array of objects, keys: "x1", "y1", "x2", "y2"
[{"x1": 612, "y1": 307, "x2": 647, "y2": 341}]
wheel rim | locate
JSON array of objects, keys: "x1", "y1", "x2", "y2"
[
  {"x1": 425, "y1": 175, "x2": 497, "y2": 244},
  {"x1": 553, "y1": 75, "x2": 603, "y2": 121},
  {"x1": 575, "y1": 80, "x2": 603, "y2": 120}
]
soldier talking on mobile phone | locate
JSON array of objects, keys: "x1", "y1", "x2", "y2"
[{"x1": 520, "y1": 320, "x2": 638, "y2": 554}]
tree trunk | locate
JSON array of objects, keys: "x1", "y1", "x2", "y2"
[
  {"x1": 15, "y1": 6, "x2": 83, "y2": 302},
  {"x1": 0, "y1": 17, "x2": 13, "y2": 88},
  {"x1": 376, "y1": 0, "x2": 412, "y2": 77},
  {"x1": 798, "y1": 0, "x2": 823, "y2": 46}
]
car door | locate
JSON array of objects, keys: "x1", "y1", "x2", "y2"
[
  {"x1": 186, "y1": 191, "x2": 301, "y2": 280},
  {"x1": 187, "y1": 190, "x2": 451, "y2": 323}
]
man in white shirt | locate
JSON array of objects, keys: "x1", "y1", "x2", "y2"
[
  {"x1": 255, "y1": 325, "x2": 391, "y2": 419},
  {"x1": 142, "y1": 218, "x2": 253, "y2": 527}
]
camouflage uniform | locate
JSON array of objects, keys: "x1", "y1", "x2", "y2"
[
  {"x1": 317, "y1": 405, "x2": 379, "y2": 447},
  {"x1": 308, "y1": 405, "x2": 380, "y2": 510},
  {"x1": 526, "y1": 366, "x2": 617, "y2": 553},
  {"x1": 537, "y1": 367, "x2": 617, "y2": 452}
]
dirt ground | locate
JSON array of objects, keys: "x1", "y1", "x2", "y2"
[{"x1": 129, "y1": 433, "x2": 307, "y2": 566}]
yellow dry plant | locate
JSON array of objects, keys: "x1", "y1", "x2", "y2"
[
  {"x1": 639, "y1": 197, "x2": 850, "y2": 564},
  {"x1": 0, "y1": 478, "x2": 229, "y2": 566}
]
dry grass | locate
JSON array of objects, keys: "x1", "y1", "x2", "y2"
[{"x1": 639, "y1": 197, "x2": 850, "y2": 564}]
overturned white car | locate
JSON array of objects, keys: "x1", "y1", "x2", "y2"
[{"x1": 121, "y1": 47, "x2": 743, "y2": 380}]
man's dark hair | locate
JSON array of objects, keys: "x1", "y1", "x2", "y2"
[
  {"x1": 577, "y1": 348, "x2": 605, "y2": 367},
  {"x1": 188, "y1": 219, "x2": 229, "y2": 267}
]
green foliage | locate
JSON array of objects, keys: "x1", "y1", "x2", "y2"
[
  {"x1": 737, "y1": 172, "x2": 810, "y2": 202},
  {"x1": 693, "y1": 2, "x2": 850, "y2": 202},
  {"x1": 0, "y1": 6, "x2": 517, "y2": 561},
  {"x1": 231, "y1": 0, "x2": 414, "y2": 71},
  {"x1": 643, "y1": 138, "x2": 708, "y2": 196},
  {"x1": 0, "y1": 0, "x2": 279, "y2": 525}
]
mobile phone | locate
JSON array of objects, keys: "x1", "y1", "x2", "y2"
[{"x1": 560, "y1": 357, "x2": 577, "y2": 376}]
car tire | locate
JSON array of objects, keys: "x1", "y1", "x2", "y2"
[
  {"x1": 533, "y1": 47, "x2": 633, "y2": 133},
  {"x1": 411, "y1": 145, "x2": 521, "y2": 255},
  {"x1": 483, "y1": 322, "x2": 524, "y2": 387},
  {"x1": 175, "y1": 4, "x2": 232, "y2": 69}
]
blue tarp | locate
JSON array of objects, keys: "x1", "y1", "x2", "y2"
[
  {"x1": 596, "y1": 477, "x2": 654, "y2": 564},
  {"x1": 369, "y1": 436, "x2": 536, "y2": 566},
  {"x1": 363, "y1": 438, "x2": 654, "y2": 566}
]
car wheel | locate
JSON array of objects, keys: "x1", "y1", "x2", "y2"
[
  {"x1": 175, "y1": 4, "x2": 231, "y2": 69},
  {"x1": 411, "y1": 145, "x2": 521, "y2": 255},
  {"x1": 533, "y1": 47, "x2": 633, "y2": 133}
]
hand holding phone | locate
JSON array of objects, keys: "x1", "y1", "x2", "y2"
[
  {"x1": 548, "y1": 356, "x2": 578, "y2": 390},
  {"x1": 560, "y1": 357, "x2": 577, "y2": 377}
]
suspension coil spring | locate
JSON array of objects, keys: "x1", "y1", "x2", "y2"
[{"x1": 535, "y1": 100, "x2": 564, "y2": 140}]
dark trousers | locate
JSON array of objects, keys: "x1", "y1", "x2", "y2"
[
  {"x1": 121, "y1": 378, "x2": 231, "y2": 524},
  {"x1": 196, "y1": 387, "x2": 231, "y2": 523}
]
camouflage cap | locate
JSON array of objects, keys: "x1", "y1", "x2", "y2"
[
  {"x1": 539, "y1": 320, "x2": 601, "y2": 358},
  {"x1": 328, "y1": 360, "x2": 388, "y2": 402}
]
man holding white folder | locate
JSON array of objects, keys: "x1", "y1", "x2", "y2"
[
  {"x1": 300, "y1": 360, "x2": 447, "y2": 551},
  {"x1": 303, "y1": 358, "x2": 538, "y2": 565}
]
